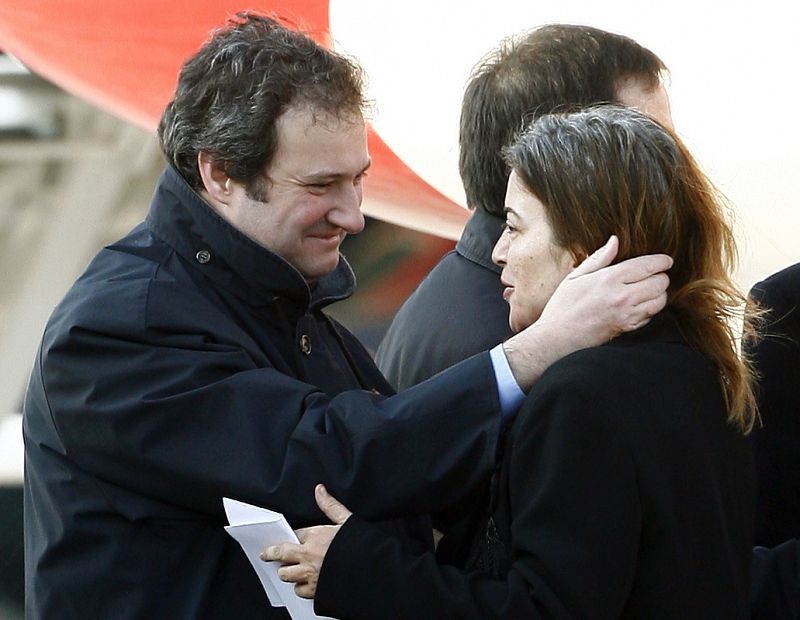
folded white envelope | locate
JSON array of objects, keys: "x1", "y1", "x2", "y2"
[{"x1": 223, "y1": 497, "x2": 336, "y2": 620}]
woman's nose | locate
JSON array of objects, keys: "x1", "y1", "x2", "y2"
[{"x1": 492, "y1": 228, "x2": 510, "y2": 267}]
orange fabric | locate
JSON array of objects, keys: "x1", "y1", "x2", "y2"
[{"x1": 0, "y1": 0, "x2": 467, "y2": 237}]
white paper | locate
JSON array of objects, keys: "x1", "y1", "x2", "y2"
[{"x1": 223, "y1": 497, "x2": 336, "y2": 620}]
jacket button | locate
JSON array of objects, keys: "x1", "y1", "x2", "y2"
[
  {"x1": 299, "y1": 334, "x2": 312, "y2": 355},
  {"x1": 195, "y1": 250, "x2": 212, "y2": 264}
]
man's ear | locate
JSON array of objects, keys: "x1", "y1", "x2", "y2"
[{"x1": 197, "y1": 151, "x2": 233, "y2": 206}]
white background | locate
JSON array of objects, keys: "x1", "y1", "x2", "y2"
[{"x1": 331, "y1": 0, "x2": 799, "y2": 291}]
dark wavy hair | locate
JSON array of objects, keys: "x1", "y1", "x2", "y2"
[
  {"x1": 460, "y1": 24, "x2": 666, "y2": 217},
  {"x1": 158, "y1": 12, "x2": 367, "y2": 193},
  {"x1": 505, "y1": 106, "x2": 760, "y2": 432}
]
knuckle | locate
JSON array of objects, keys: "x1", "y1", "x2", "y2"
[{"x1": 612, "y1": 290, "x2": 630, "y2": 308}]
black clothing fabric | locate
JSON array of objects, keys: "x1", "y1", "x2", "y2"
[
  {"x1": 747, "y1": 263, "x2": 800, "y2": 547},
  {"x1": 376, "y1": 209, "x2": 512, "y2": 391},
  {"x1": 752, "y1": 539, "x2": 800, "y2": 619},
  {"x1": 23, "y1": 167, "x2": 505, "y2": 619},
  {"x1": 316, "y1": 314, "x2": 755, "y2": 619},
  {"x1": 747, "y1": 263, "x2": 800, "y2": 619},
  {"x1": 375, "y1": 208, "x2": 511, "y2": 549}
]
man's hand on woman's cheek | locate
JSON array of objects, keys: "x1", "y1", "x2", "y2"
[{"x1": 503, "y1": 235, "x2": 673, "y2": 391}]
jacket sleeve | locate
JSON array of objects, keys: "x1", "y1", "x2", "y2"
[
  {"x1": 314, "y1": 365, "x2": 641, "y2": 620},
  {"x1": 29, "y1": 276, "x2": 502, "y2": 525}
]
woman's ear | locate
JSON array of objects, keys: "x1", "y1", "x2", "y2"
[{"x1": 197, "y1": 151, "x2": 233, "y2": 206}]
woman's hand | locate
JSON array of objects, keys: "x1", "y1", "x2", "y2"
[{"x1": 260, "y1": 484, "x2": 352, "y2": 599}]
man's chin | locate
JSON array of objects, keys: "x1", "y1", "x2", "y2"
[{"x1": 301, "y1": 253, "x2": 341, "y2": 283}]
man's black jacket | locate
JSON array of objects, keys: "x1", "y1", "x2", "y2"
[{"x1": 23, "y1": 167, "x2": 504, "y2": 619}]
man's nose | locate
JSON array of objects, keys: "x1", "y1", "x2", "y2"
[{"x1": 329, "y1": 183, "x2": 365, "y2": 234}]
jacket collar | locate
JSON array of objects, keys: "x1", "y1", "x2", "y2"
[
  {"x1": 455, "y1": 208, "x2": 505, "y2": 274},
  {"x1": 145, "y1": 166, "x2": 356, "y2": 311},
  {"x1": 611, "y1": 309, "x2": 686, "y2": 347}
]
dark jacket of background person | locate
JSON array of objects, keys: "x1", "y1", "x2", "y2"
[
  {"x1": 751, "y1": 539, "x2": 800, "y2": 620},
  {"x1": 23, "y1": 166, "x2": 505, "y2": 619},
  {"x1": 746, "y1": 262, "x2": 800, "y2": 619},
  {"x1": 374, "y1": 208, "x2": 512, "y2": 551},
  {"x1": 375, "y1": 208, "x2": 512, "y2": 391},
  {"x1": 748, "y1": 262, "x2": 800, "y2": 547},
  {"x1": 315, "y1": 313, "x2": 755, "y2": 620}
]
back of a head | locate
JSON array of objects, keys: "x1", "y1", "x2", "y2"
[
  {"x1": 508, "y1": 107, "x2": 727, "y2": 282},
  {"x1": 505, "y1": 105, "x2": 758, "y2": 432},
  {"x1": 459, "y1": 24, "x2": 666, "y2": 216},
  {"x1": 158, "y1": 12, "x2": 366, "y2": 192}
]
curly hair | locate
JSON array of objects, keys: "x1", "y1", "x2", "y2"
[
  {"x1": 460, "y1": 24, "x2": 666, "y2": 216},
  {"x1": 505, "y1": 106, "x2": 760, "y2": 432},
  {"x1": 158, "y1": 12, "x2": 367, "y2": 193}
]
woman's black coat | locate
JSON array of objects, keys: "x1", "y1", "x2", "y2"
[{"x1": 316, "y1": 313, "x2": 755, "y2": 619}]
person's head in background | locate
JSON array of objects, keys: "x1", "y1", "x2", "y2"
[
  {"x1": 492, "y1": 105, "x2": 758, "y2": 433},
  {"x1": 460, "y1": 23, "x2": 671, "y2": 218}
]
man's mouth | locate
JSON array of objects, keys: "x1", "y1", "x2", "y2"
[{"x1": 308, "y1": 231, "x2": 342, "y2": 244}]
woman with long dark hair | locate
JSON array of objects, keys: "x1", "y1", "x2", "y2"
[{"x1": 267, "y1": 105, "x2": 759, "y2": 619}]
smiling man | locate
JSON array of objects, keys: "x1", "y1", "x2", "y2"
[
  {"x1": 197, "y1": 105, "x2": 371, "y2": 282},
  {"x1": 22, "y1": 13, "x2": 673, "y2": 619}
]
